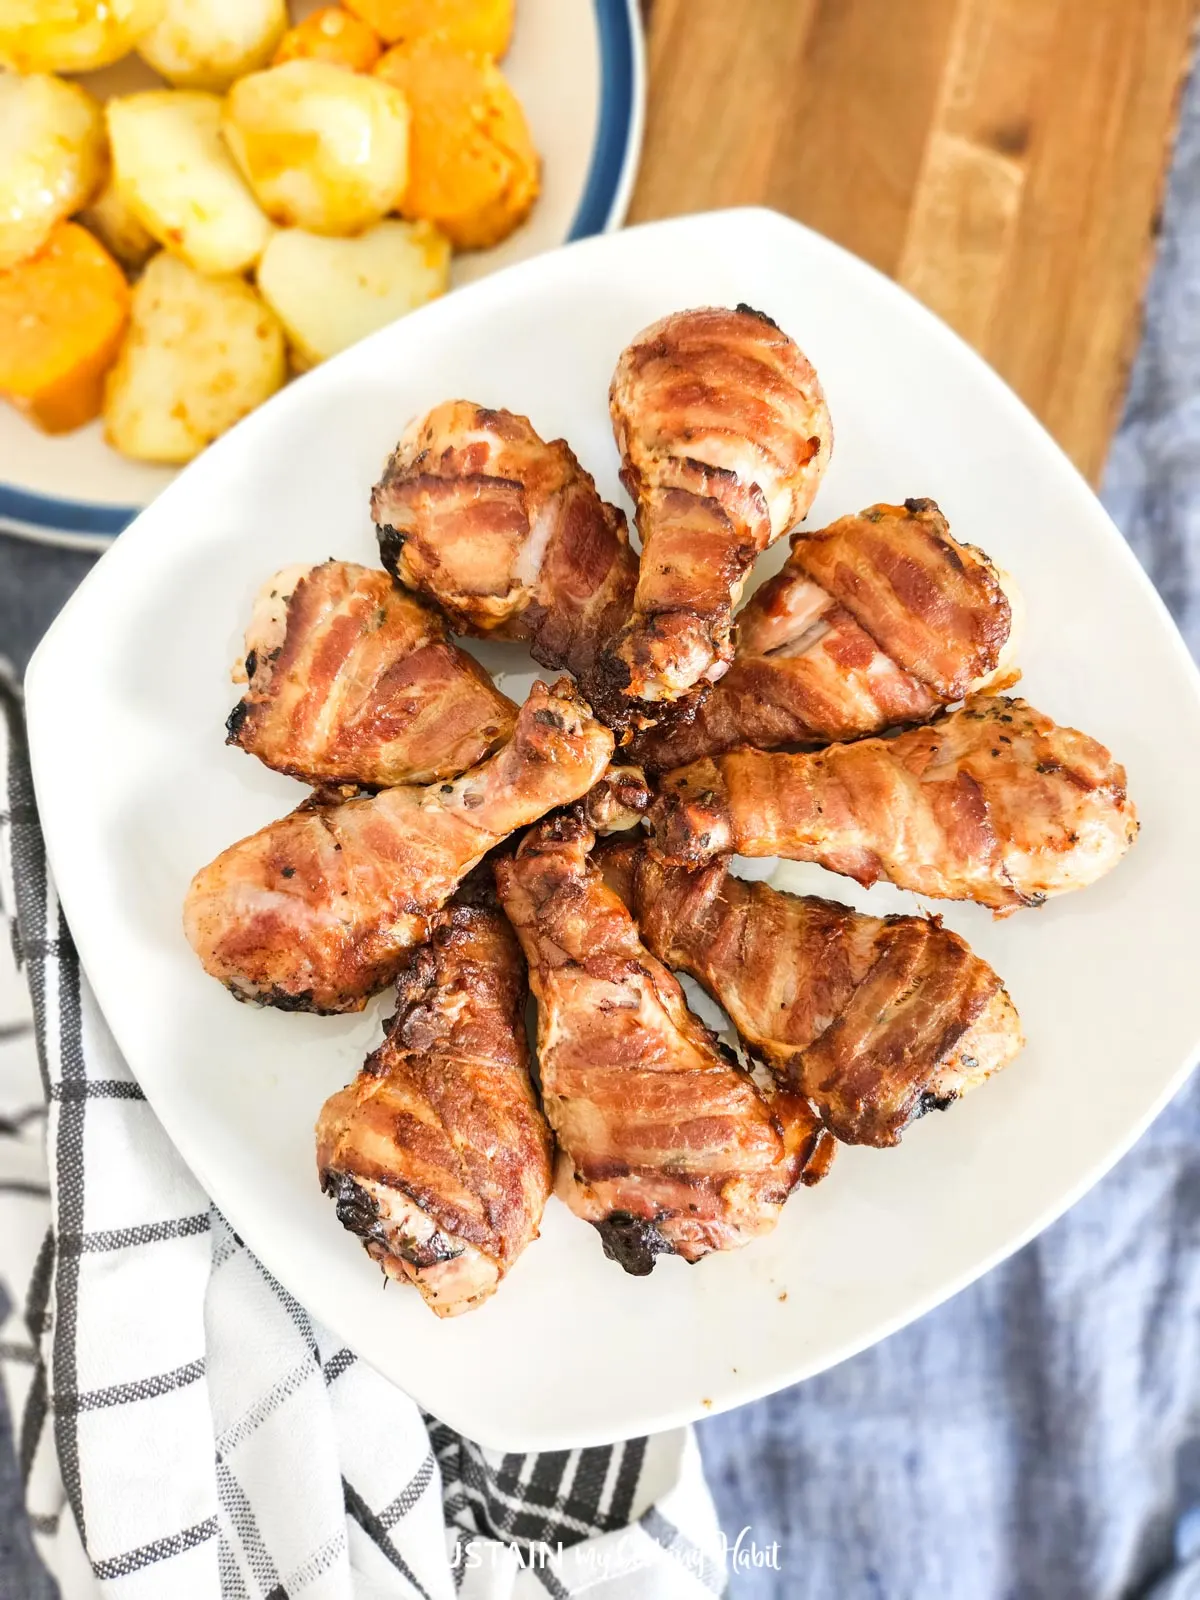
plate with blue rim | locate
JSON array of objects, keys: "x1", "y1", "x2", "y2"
[{"x1": 0, "y1": 0, "x2": 644, "y2": 551}]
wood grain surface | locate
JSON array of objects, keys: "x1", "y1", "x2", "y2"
[{"x1": 629, "y1": 0, "x2": 1197, "y2": 483}]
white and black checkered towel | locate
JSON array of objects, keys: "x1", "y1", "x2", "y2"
[{"x1": 0, "y1": 677, "x2": 727, "y2": 1600}]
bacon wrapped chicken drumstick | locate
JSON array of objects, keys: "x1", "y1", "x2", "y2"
[
  {"x1": 227, "y1": 560, "x2": 517, "y2": 788},
  {"x1": 185, "y1": 678, "x2": 613, "y2": 1012},
  {"x1": 317, "y1": 906, "x2": 552, "y2": 1316},
  {"x1": 631, "y1": 499, "x2": 1019, "y2": 770},
  {"x1": 371, "y1": 401, "x2": 638, "y2": 678},
  {"x1": 604, "y1": 845, "x2": 1023, "y2": 1146},
  {"x1": 496, "y1": 815, "x2": 832, "y2": 1276},
  {"x1": 649, "y1": 696, "x2": 1136, "y2": 912},
  {"x1": 596, "y1": 304, "x2": 832, "y2": 709}
]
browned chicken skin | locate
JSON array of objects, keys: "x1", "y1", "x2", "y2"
[
  {"x1": 316, "y1": 906, "x2": 552, "y2": 1316},
  {"x1": 226, "y1": 560, "x2": 517, "y2": 788},
  {"x1": 630, "y1": 499, "x2": 1019, "y2": 770},
  {"x1": 649, "y1": 696, "x2": 1137, "y2": 911},
  {"x1": 371, "y1": 401, "x2": 638, "y2": 677},
  {"x1": 184, "y1": 679, "x2": 614, "y2": 1012},
  {"x1": 495, "y1": 815, "x2": 832, "y2": 1276},
  {"x1": 597, "y1": 305, "x2": 832, "y2": 708},
  {"x1": 603, "y1": 845, "x2": 1023, "y2": 1146},
  {"x1": 579, "y1": 763, "x2": 652, "y2": 835}
]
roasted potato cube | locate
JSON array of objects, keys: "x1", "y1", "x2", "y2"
[
  {"x1": 0, "y1": 0, "x2": 165, "y2": 73},
  {"x1": 223, "y1": 60, "x2": 410, "y2": 235},
  {"x1": 0, "y1": 73, "x2": 106, "y2": 271},
  {"x1": 137, "y1": 0, "x2": 287, "y2": 90},
  {"x1": 273, "y1": 6, "x2": 381, "y2": 72},
  {"x1": 0, "y1": 221, "x2": 129, "y2": 435},
  {"x1": 104, "y1": 252, "x2": 285, "y2": 463},
  {"x1": 106, "y1": 91, "x2": 272, "y2": 277},
  {"x1": 375, "y1": 40, "x2": 538, "y2": 250},
  {"x1": 345, "y1": 0, "x2": 512, "y2": 56},
  {"x1": 256, "y1": 219, "x2": 448, "y2": 368},
  {"x1": 78, "y1": 180, "x2": 157, "y2": 273}
]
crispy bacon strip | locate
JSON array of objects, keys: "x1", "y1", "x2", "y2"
[
  {"x1": 649, "y1": 696, "x2": 1137, "y2": 911},
  {"x1": 604, "y1": 845, "x2": 1023, "y2": 1146},
  {"x1": 226, "y1": 560, "x2": 517, "y2": 787},
  {"x1": 630, "y1": 500, "x2": 1019, "y2": 770},
  {"x1": 184, "y1": 679, "x2": 614, "y2": 1012},
  {"x1": 495, "y1": 815, "x2": 832, "y2": 1276},
  {"x1": 371, "y1": 401, "x2": 638, "y2": 677},
  {"x1": 787, "y1": 499, "x2": 1015, "y2": 695},
  {"x1": 596, "y1": 305, "x2": 832, "y2": 708},
  {"x1": 316, "y1": 907, "x2": 552, "y2": 1316}
]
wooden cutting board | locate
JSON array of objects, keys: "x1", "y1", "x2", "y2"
[{"x1": 630, "y1": 0, "x2": 1197, "y2": 483}]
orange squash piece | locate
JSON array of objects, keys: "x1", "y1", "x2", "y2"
[
  {"x1": 375, "y1": 40, "x2": 539, "y2": 250},
  {"x1": 346, "y1": 0, "x2": 512, "y2": 56},
  {"x1": 0, "y1": 222, "x2": 130, "y2": 435},
  {"x1": 273, "y1": 7, "x2": 381, "y2": 72}
]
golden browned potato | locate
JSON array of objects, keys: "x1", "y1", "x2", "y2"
[
  {"x1": 106, "y1": 91, "x2": 272, "y2": 276},
  {"x1": 78, "y1": 180, "x2": 157, "y2": 273},
  {"x1": 104, "y1": 252, "x2": 285, "y2": 463},
  {"x1": 345, "y1": 0, "x2": 512, "y2": 56},
  {"x1": 0, "y1": 0, "x2": 165, "y2": 72},
  {"x1": 0, "y1": 74, "x2": 106, "y2": 271},
  {"x1": 273, "y1": 6, "x2": 381, "y2": 72},
  {"x1": 256, "y1": 219, "x2": 448, "y2": 369},
  {"x1": 375, "y1": 40, "x2": 538, "y2": 250},
  {"x1": 0, "y1": 221, "x2": 130, "y2": 435},
  {"x1": 137, "y1": 0, "x2": 287, "y2": 90},
  {"x1": 223, "y1": 60, "x2": 410, "y2": 235}
]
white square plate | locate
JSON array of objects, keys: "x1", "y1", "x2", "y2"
[{"x1": 24, "y1": 208, "x2": 1200, "y2": 1450}]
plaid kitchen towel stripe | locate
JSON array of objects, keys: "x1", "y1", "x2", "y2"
[{"x1": 0, "y1": 672, "x2": 726, "y2": 1600}]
